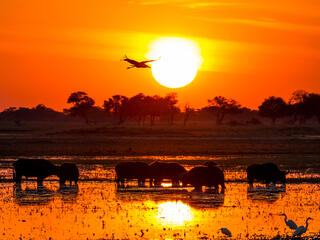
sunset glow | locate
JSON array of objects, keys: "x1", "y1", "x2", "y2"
[
  {"x1": 157, "y1": 201, "x2": 193, "y2": 226},
  {"x1": 148, "y1": 37, "x2": 202, "y2": 88},
  {"x1": 0, "y1": 1, "x2": 320, "y2": 110}
]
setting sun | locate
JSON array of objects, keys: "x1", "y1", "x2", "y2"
[{"x1": 147, "y1": 37, "x2": 202, "y2": 88}]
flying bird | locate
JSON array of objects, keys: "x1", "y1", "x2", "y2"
[
  {"x1": 122, "y1": 55, "x2": 159, "y2": 69},
  {"x1": 292, "y1": 217, "x2": 312, "y2": 238},
  {"x1": 281, "y1": 213, "x2": 298, "y2": 230},
  {"x1": 220, "y1": 228, "x2": 232, "y2": 237}
]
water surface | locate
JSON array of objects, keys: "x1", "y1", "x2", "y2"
[{"x1": 0, "y1": 182, "x2": 319, "y2": 239}]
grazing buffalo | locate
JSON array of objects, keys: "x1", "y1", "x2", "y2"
[
  {"x1": 149, "y1": 161, "x2": 187, "y2": 187},
  {"x1": 59, "y1": 163, "x2": 79, "y2": 185},
  {"x1": 115, "y1": 162, "x2": 150, "y2": 187},
  {"x1": 13, "y1": 158, "x2": 59, "y2": 185},
  {"x1": 246, "y1": 162, "x2": 287, "y2": 186},
  {"x1": 180, "y1": 165, "x2": 225, "y2": 193}
]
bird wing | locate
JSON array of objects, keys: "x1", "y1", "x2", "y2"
[
  {"x1": 124, "y1": 59, "x2": 139, "y2": 65},
  {"x1": 141, "y1": 57, "x2": 160, "y2": 64},
  {"x1": 292, "y1": 226, "x2": 305, "y2": 237},
  {"x1": 287, "y1": 220, "x2": 298, "y2": 229},
  {"x1": 221, "y1": 228, "x2": 231, "y2": 236}
]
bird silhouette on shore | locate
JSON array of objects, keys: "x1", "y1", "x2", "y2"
[
  {"x1": 292, "y1": 217, "x2": 312, "y2": 238},
  {"x1": 122, "y1": 55, "x2": 159, "y2": 69},
  {"x1": 220, "y1": 228, "x2": 232, "y2": 237},
  {"x1": 281, "y1": 213, "x2": 298, "y2": 230}
]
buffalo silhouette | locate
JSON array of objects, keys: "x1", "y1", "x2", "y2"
[
  {"x1": 180, "y1": 165, "x2": 225, "y2": 193},
  {"x1": 149, "y1": 161, "x2": 187, "y2": 187},
  {"x1": 13, "y1": 158, "x2": 59, "y2": 186},
  {"x1": 59, "y1": 163, "x2": 79, "y2": 186},
  {"x1": 115, "y1": 162, "x2": 150, "y2": 187},
  {"x1": 246, "y1": 162, "x2": 287, "y2": 187}
]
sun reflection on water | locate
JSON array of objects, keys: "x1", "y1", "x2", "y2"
[{"x1": 157, "y1": 201, "x2": 193, "y2": 226}]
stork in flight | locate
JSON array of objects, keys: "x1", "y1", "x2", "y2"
[{"x1": 123, "y1": 55, "x2": 159, "y2": 69}]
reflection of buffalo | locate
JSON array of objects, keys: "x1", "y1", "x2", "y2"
[
  {"x1": 247, "y1": 185, "x2": 285, "y2": 203},
  {"x1": 13, "y1": 159, "x2": 59, "y2": 186},
  {"x1": 180, "y1": 166, "x2": 225, "y2": 193},
  {"x1": 246, "y1": 162, "x2": 287, "y2": 187},
  {"x1": 186, "y1": 191, "x2": 225, "y2": 209},
  {"x1": 58, "y1": 184, "x2": 79, "y2": 202},
  {"x1": 149, "y1": 161, "x2": 187, "y2": 187},
  {"x1": 115, "y1": 162, "x2": 150, "y2": 187},
  {"x1": 59, "y1": 163, "x2": 79, "y2": 186},
  {"x1": 13, "y1": 185, "x2": 54, "y2": 206},
  {"x1": 115, "y1": 188, "x2": 224, "y2": 209},
  {"x1": 13, "y1": 184, "x2": 79, "y2": 206}
]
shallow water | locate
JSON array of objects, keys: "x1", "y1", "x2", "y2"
[
  {"x1": 0, "y1": 182, "x2": 319, "y2": 239},
  {"x1": 1, "y1": 156, "x2": 320, "y2": 239}
]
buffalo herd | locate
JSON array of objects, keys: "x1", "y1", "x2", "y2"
[
  {"x1": 12, "y1": 158, "x2": 287, "y2": 193},
  {"x1": 116, "y1": 161, "x2": 226, "y2": 193},
  {"x1": 13, "y1": 158, "x2": 79, "y2": 186},
  {"x1": 115, "y1": 161, "x2": 287, "y2": 193}
]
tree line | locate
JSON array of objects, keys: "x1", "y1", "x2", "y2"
[{"x1": 0, "y1": 89, "x2": 320, "y2": 126}]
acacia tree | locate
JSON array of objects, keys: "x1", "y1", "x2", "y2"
[
  {"x1": 258, "y1": 96, "x2": 288, "y2": 124},
  {"x1": 183, "y1": 104, "x2": 195, "y2": 126},
  {"x1": 103, "y1": 95, "x2": 129, "y2": 124},
  {"x1": 64, "y1": 91, "x2": 95, "y2": 124},
  {"x1": 288, "y1": 90, "x2": 309, "y2": 124},
  {"x1": 302, "y1": 93, "x2": 320, "y2": 123},
  {"x1": 205, "y1": 96, "x2": 241, "y2": 125},
  {"x1": 162, "y1": 93, "x2": 180, "y2": 125},
  {"x1": 127, "y1": 93, "x2": 147, "y2": 125}
]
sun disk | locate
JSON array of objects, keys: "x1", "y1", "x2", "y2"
[{"x1": 148, "y1": 37, "x2": 202, "y2": 88}]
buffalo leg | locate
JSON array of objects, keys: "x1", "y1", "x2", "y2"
[
  {"x1": 138, "y1": 179, "x2": 145, "y2": 187},
  {"x1": 172, "y1": 179, "x2": 179, "y2": 187},
  {"x1": 221, "y1": 185, "x2": 225, "y2": 194},
  {"x1": 15, "y1": 174, "x2": 22, "y2": 184},
  {"x1": 214, "y1": 185, "x2": 219, "y2": 194},
  {"x1": 155, "y1": 179, "x2": 161, "y2": 187},
  {"x1": 149, "y1": 178, "x2": 153, "y2": 187},
  {"x1": 37, "y1": 177, "x2": 44, "y2": 186},
  {"x1": 248, "y1": 177, "x2": 254, "y2": 187},
  {"x1": 60, "y1": 178, "x2": 66, "y2": 186}
]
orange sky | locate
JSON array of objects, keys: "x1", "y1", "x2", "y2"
[{"x1": 1, "y1": 0, "x2": 320, "y2": 110}]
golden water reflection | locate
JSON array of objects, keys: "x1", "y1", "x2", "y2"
[
  {"x1": 0, "y1": 182, "x2": 319, "y2": 239},
  {"x1": 157, "y1": 201, "x2": 193, "y2": 226}
]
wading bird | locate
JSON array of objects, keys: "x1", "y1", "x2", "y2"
[
  {"x1": 281, "y1": 213, "x2": 298, "y2": 230},
  {"x1": 220, "y1": 228, "x2": 232, "y2": 237},
  {"x1": 123, "y1": 55, "x2": 159, "y2": 69},
  {"x1": 292, "y1": 217, "x2": 312, "y2": 238}
]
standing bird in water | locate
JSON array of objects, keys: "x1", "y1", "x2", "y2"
[
  {"x1": 292, "y1": 217, "x2": 312, "y2": 238},
  {"x1": 122, "y1": 55, "x2": 159, "y2": 69},
  {"x1": 220, "y1": 228, "x2": 232, "y2": 237},
  {"x1": 281, "y1": 213, "x2": 298, "y2": 230}
]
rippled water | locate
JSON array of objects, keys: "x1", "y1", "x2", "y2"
[
  {"x1": 0, "y1": 156, "x2": 320, "y2": 239},
  {"x1": 0, "y1": 182, "x2": 319, "y2": 239}
]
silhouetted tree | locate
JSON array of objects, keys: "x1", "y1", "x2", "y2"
[
  {"x1": 127, "y1": 93, "x2": 147, "y2": 125},
  {"x1": 258, "y1": 96, "x2": 288, "y2": 124},
  {"x1": 205, "y1": 96, "x2": 241, "y2": 125},
  {"x1": 302, "y1": 93, "x2": 320, "y2": 123},
  {"x1": 288, "y1": 90, "x2": 309, "y2": 124},
  {"x1": 103, "y1": 95, "x2": 129, "y2": 124},
  {"x1": 162, "y1": 93, "x2": 180, "y2": 125},
  {"x1": 64, "y1": 91, "x2": 95, "y2": 124},
  {"x1": 0, "y1": 105, "x2": 65, "y2": 124},
  {"x1": 145, "y1": 95, "x2": 160, "y2": 126},
  {"x1": 183, "y1": 104, "x2": 195, "y2": 126},
  {"x1": 103, "y1": 93, "x2": 180, "y2": 126}
]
